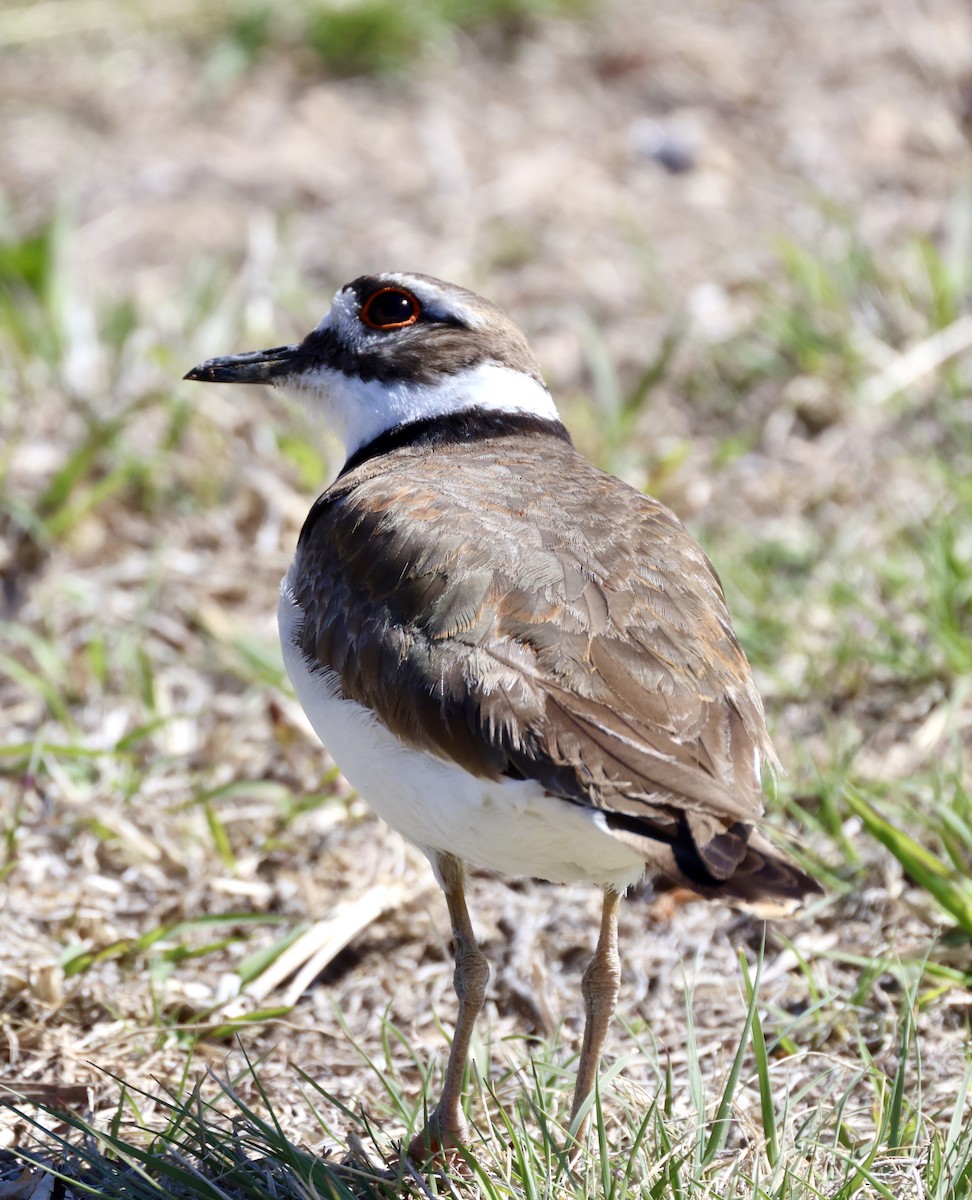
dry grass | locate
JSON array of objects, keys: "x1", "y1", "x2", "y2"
[{"x1": 1, "y1": 1, "x2": 972, "y2": 1195}]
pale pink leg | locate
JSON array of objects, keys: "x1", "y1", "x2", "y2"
[
  {"x1": 567, "y1": 888, "x2": 622, "y2": 1147},
  {"x1": 408, "y1": 853, "x2": 489, "y2": 1161}
]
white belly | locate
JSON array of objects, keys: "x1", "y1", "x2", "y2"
[{"x1": 278, "y1": 577, "x2": 645, "y2": 890}]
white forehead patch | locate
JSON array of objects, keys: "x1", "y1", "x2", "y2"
[{"x1": 316, "y1": 286, "x2": 358, "y2": 336}]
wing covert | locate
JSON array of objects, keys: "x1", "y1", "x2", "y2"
[{"x1": 291, "y1": 434, "x2": 777, "y2": 876}]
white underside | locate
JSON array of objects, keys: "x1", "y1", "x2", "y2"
[{"x1": 278, "y1": 573, "x2": 646, "y2": 891}]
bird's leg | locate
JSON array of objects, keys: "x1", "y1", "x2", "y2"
[
  {"x1": 567, "y1": 887, "x2": 622, "y2": 1148},
  {"x1": 407, "y1": 852, "x2": 489, "y2": 1161}
]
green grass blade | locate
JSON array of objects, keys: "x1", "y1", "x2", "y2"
[
  {"x1": 701, "y1": 948, "x2": 760, "y2": 1166},
  {"x1": 845, "y1": 787, "x2": 972, "y2": 934},
  {"x1": 739, "y1": 949, "x2": 779, "y2": 1167}
]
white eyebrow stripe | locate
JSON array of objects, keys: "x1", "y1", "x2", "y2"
[{"x1": 381, "y1": 275, "x2": 486, "y2": 329}]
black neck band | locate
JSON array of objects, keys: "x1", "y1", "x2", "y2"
[{"x1": 339, "y1": 408, "x2": 572, "y2": 477}]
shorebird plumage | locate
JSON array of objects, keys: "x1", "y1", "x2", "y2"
[{"x1": 186, "y1": 271, "x2": 821, "y2": 1159}]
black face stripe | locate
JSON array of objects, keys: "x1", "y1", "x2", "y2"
[
  {"x1": 297, "y1": 322, "x2": 519, "y2": 387},
  {"x1": 297, "y1": 325, "x2": 374, "y2": 378}
]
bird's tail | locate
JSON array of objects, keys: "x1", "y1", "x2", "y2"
[{"x1": 690, "y1": 830, "x2": 823, "y2": 918}]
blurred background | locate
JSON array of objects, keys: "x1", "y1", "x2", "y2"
[{"x1": 2, "y1": 0, "x2": 972, "y2": 1193}]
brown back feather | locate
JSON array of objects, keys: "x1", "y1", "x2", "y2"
[{"x1": 293, "y1": 427, "x2": 818, "y2": 907}]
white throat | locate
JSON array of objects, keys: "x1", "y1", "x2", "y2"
[{"x1": 285, "y1": 361, "x2": 561, "y2": 459}]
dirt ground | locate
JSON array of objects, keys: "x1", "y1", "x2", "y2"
[{"x1": 2, "y1": 0, "x2": 972, "y2": 1175}]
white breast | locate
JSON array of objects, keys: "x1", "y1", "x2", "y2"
[{"x1": 278, "y1": 573, "x2": 646, "y2": 891}]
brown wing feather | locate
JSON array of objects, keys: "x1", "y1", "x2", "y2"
[{"x1": 292, "y1": 430, "x2": 813, "y2": 899}]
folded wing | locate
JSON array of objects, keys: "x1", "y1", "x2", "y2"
[{"x1": 293, "y1": 435, "x2": 818, "y2": 907}]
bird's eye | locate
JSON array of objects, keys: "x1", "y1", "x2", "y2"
[{"x1": 360, "y1": 287, "x2": 421, "y2": 331}]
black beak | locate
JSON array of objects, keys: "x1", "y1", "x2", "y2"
[{"x1": 183, "y1": 343, "x2": 309, "y2": 384}]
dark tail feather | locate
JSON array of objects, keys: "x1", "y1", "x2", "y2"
[{"x1": 690, "y1": 830, "x2": 823, "y2": 918}]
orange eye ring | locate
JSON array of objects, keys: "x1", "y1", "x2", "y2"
[{"x1": 360, "y1": 286, "x2": 422, "y2": 331}]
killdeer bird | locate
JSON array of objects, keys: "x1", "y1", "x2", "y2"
[{"x1": 186, "y1": 272, "x2": 821, "y2": 1159}]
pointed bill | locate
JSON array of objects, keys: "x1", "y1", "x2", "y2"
[{"x1": 184, "y1": 344, "x2": 308, "y2": 384}]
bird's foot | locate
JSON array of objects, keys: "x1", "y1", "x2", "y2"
[{"x1": 406, "y1": 1109, "x2": 470, "y2": 1166}]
